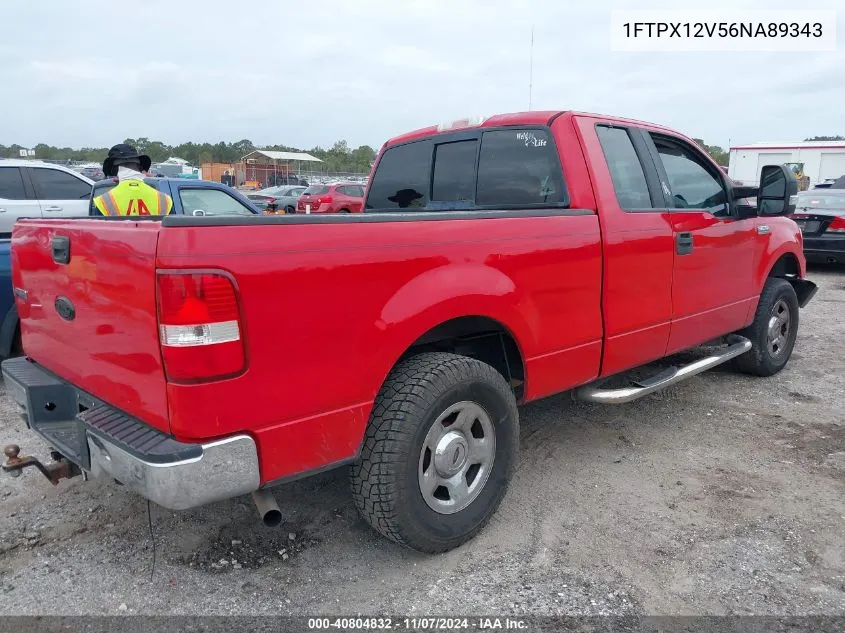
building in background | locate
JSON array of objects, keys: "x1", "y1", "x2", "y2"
[
  {"x1": 728, "y1": 141, "x2": 845, "y2": 187},
  {"x1": 240, "y1": 150, "x2": 322, "y2": 187}
]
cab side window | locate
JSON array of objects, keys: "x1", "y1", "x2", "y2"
[
  {"x1": 476, "y1": 130, "x2": 566, "y2": 206},
  {"x1": 650, "y1": 135, "x2": 728, "y2": 215}
]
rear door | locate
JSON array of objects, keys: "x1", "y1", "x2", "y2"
[
  {"x1": 13, "y1": 219, "x2": 170, "y2": 432},
  {"x1": 0, "y1": 166, "x2": 41, "y2": 235},
  {"x1": 644, "y1": 132, "x2": 758, "y2": 353},
  {"x1": 27, "y1": 165, "x2": 92, "y2": 218}
]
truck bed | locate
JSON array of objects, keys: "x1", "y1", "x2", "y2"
[{"x1": 12, "y1": 212, "x2": 603, "y2": 482}]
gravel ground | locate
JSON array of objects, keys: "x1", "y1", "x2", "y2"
[{"x1": 1, "y1": 267, "x2": 843, "y2": 617}]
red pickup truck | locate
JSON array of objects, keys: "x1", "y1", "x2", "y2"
[{"x1": 2, "y1": 111, "x2": 816, "y2": 554}]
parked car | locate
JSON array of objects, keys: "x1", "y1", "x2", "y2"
[
  {"x1": 792, "y1": 189, "x2": 845, "y2": 264},
  {"x1": 813, "y1": 176, "x2": 845, "y2": 190},
  {"x1": 296, "y1": 182, "x2": 364, "y2": 213},
  {"x1": 0, "y1": 239, "x2": 16, "y2": 358},
  {"x1": 89, "y1": 177, "x2": 262, "y2": 216},
  {"x1": 0, "y1": 159, "x2": 94, "y2": 235},
  {"x1": 247, "y1": 185, "x2": 306, "y2": 213},
  {"x1": 76, "y1": 166, "x2": 105, "y2": 182},
  {"x1": 3, "y1": 111, "x2": 815, "y2": 554}
]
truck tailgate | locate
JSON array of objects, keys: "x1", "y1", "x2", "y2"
[{"x1": 11, "y1": 219, "x2": 170, "y2": 433}]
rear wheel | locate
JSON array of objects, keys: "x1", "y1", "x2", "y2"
[
  {"x1": 350, "y1": 352, "x2": 519, "y2": 553},
  {"x1": 285, "y1": 205, "x2": 295, "y2": 214},
  {"x1": 735, "y1": 278, "x2": 799, "y2": 377},
  {"x1": 340, "y1": 208, "x2": 351, "y2": 214}
]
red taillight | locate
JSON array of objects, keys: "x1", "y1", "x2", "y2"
[
  {"x1": 828, "y1": 216, "x2": 845, "y2": 233},
  {"x1": 156, "y1": 272, "x2": 245, "y2": 382},
  {"x1": 316, "y1": 196, "x2": 332, "y2": 205}
]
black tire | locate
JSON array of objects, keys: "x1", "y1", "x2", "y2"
[
  {"x1": 339, "y1": 208, "x2": 351, "y2": 214},
  {"x1": 735, "y1": 278, "x2": 799, "y2": 377},
  {"x1": 285, "y1": 205, "x2": 295, "y2": 214},
  {"x1": 350, "y1": 352, "x2": 519, "y2": 553}
]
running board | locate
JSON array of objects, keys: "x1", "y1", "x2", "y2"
[{"x1": 576, "y1": 335, "x2": 752, "y2": 404}]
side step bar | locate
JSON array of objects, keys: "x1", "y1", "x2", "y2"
[{"x1": 576, "y1": 335, "x2": 752, "y2": 404}]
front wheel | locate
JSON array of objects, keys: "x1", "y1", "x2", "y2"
[
  {"x1": 350, "y1": 352, "x2": 519, "y2": 553},
  {"x1": 735, "y1": 278, "x2": 799, "y2": 377}
]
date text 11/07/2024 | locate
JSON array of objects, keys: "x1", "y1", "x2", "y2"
[{"x1": 307, "y1": 617, "x2": 529, "y2": 630}]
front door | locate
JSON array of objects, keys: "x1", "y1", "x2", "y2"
[{"x1": 645, "y1": 132, "x2": 758, "y2": 354}]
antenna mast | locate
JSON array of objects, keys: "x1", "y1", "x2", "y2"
[{"x1": 529, "y1": 25, "x2": 534, "y2": 111}]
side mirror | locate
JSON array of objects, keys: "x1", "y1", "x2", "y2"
[{"x1": 757, "y1": 165, "x2": 798, "y2": 216}]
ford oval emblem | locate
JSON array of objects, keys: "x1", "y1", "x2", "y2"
[{"x1": 55, "y1": 297, "x2": 76, "y2": 322}]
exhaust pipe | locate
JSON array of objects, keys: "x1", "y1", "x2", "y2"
[{"x1": 251, "y1": 489, "x2": 282, "y2": 527}]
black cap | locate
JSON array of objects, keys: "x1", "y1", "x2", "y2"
[{"x1": 102, "y1": 144, "x2": 152, "y2": 177}]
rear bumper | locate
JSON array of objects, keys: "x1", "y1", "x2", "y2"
[
  {"x1": 1, "y1": 357, "x2": 260, "y2": 510},
  {"x1": 804, "y1": 236, "x2": 845, "y2": 263}
]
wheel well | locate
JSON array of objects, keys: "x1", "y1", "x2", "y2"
[
  {"x1": 400, "y1": 316, "x2": 526, "y2": 400},
  {"x1": 768, "y1": 253, "x2": 800, "y2": 278}
]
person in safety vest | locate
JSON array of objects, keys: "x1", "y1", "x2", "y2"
[{"x1": 92, "y1": 144, "x2": 173, "y2": 216}]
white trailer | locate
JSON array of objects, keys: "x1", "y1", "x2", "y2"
[{"x1": 728, "y1": 141, "x2": 845, "y2": 187}]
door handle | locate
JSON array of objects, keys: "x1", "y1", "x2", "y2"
[
  {"x1": 44, "y1": 206, "x2": 63, "y2": 212},
  {"x1": 676, "y1": 232, "x2": 693, "y2": 255}
]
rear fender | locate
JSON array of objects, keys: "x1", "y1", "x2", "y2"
[{"x1": 374, "y1": 264, "x2": 535, "y2": 395}]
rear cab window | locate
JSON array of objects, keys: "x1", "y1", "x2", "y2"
[
  {"x1": 365, "y1": 127, "x2": 568, "y2": 212},
  {"x1": 303, "y1": 185, "x2": 330, "y2": 196}
]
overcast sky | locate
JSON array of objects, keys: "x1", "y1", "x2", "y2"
[{"x1": 1, "y1": 0, "x2": 842, "y2": 151}]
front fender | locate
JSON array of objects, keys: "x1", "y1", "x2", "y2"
[{"x1": 756, "y1": 219, "x2": 805, "y2": 292}]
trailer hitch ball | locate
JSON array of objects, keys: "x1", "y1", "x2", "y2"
[{"x1": 4, "y1": 445, "x2": 23, "y2": 478}]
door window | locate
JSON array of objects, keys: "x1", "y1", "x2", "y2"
[
  {"x1": 179, "y1": 189, "x2": 255, "y2": 216},
  {"x1": 596, "y1": 126, "x2": 653, "y2": 210},
  {"x1": 651, "y1": 135, "x2": 728, "y2": 214},
  {"x1": 0, "y1": 167, "x2": 28, "y2": 200},
  {"x1": 30, "y1": 167, "x2": 92, "y2": 200}
]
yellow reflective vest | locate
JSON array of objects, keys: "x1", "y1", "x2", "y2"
[{"x1": 93, "y1": 179, "x2": 173, "y2": 216}]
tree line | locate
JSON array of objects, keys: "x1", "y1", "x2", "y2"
[
  {"x1": 0, "y1": 139, "x2": 378, "y2": 174},
  {"x1": 4, "y1": 134, "x2": 841, "y2": 175}
]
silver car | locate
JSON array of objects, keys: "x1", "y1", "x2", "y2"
[{"x1": 247, "y1": 185, "x2": 307, "y2": 213}]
